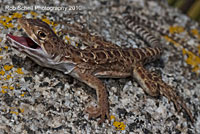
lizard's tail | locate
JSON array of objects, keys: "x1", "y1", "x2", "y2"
[
  {"x1": 159, "y1": 82, "x2": 194, "y2": 123},
  {"x1": 123, "y1": 14, "x2": 190, "y2": 49},
  {"x1": 124, "y1": 15, "x2": 162, "y2": 49}
]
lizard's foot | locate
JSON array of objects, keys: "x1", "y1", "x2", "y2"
[
  {"x1": 72, "y1": 69, "x2": 110, "y2": 124},
  {"x1": 86, "y1": 105, "x2": 109, "y2": 124}
]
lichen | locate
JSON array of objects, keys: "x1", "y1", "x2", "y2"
[
  {"x1": 3, "y1": 65, "x2": 13, "y2": 71},
  {"x1": 0, "y1": 70, "x2": 5, "y2": 76},
  {"x1": 169, "y1": 26, "x2": 185, "y2": 34},
  {"x1": 15, "y1": 68, "x2": 24, "y2": 74},
  {"x1": 182, "y1": 48, "x2": 200, "y2": 73},
  {"x1": 191, "y1": 29, "x2": 200, "y2": 39},
  {"x1": 20, "y1": 92, "x2": 26, "y2": 97},
  {"x1": 110, "y1": 115, "x2": 126, "y2": 130},
  {"x1": 164, "y1": 27, "x2": 200, "y2": 74}
]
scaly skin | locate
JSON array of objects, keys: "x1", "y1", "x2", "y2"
[{"x1": 6, "y1": 17, "x2": 194, "y2": 124}]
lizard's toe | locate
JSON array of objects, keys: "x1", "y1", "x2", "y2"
[
  {"x1": 86, "y1": 106, "x2": 101, "y2": 119},
  {"x1": 86, "y1": 105, "x2": 109, "y2": 124}
]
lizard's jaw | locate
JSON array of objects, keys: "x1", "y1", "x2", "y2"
[
  {"x1": 6, "y1": 33, "x2": 51, "y2": 67},
  {"x1": 7, "y1": 34, "x2": 41, "y2": 50},
  {"x1": 6, "y1": 33, "x2": 76, "y2": 73}
]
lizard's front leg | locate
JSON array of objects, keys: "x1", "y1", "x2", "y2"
[{"x1": 70, "y1": 67, "x2": 109, "y2": 124}]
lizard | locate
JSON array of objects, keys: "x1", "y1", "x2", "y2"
[{"x1": 6, "y1": 16, "x2": 194, "y2": 124}]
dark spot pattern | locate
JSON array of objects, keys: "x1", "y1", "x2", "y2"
[
  {"x1": 107, "y1": 51, "x2": 113, "y2": 58},
  {"x1": 147, "y1": 73, "x2": 152, "y2": 79},
  {"x1": 145, "y1": 48, "x2": 152, "y2": 57},
  {"x1": 96, "y1": 51, "x2": 106, "y2": 59},
  {"x1": 132, "y1": 49, "x2": 140, "y2": 59},
  {"x1": 112, "y1": 50, "x2": 121, "y2": 57},
  {"x1": 139, "y1": 49, "x2": 145, "y2": 58}
]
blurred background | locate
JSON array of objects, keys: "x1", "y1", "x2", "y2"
[
  {"x1": 1, "y1": 0, "x2": 200, "y2": 23},
  {"x1": 168, "y1": 0, "x2": 200, "y2": 22}
]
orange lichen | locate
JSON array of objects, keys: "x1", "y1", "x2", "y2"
[
  {"x1": 9, "y1": 86, "x2": 14, "y2": 90},
  {"x1": 4, "y1": 74, "x2": 13, "y2": 80},
  {"x1": 21, "y1": 92, "x2": 26, "y2": 97},
  {"x1": 65, "y1": 36, "x2": 70, "y2": 41},
  {"x1": 30, "y1": 11, "x2": 38, "y2": 18},
  {"x1": 164, "y1": 36, "x2": 181, "y2": 47},
  {"x1": 4, "y1": 46, "x2": 9, "y2": 50},
  {"x1": 3, "y1": 65, "x2": 13, "y2": 71},
  {"x1": 0, "y1": 16, "x2": 14, "y2": 28},
  {"x1": 10, "y1": 107, "x2": 24, "y2": 115},
  {"x1": 41, "y1": 16, "x2": 58, "y2": 33},
  {"x1": 10, "y1": 111, "x2": 19, "y2": 115},
  {"x1": 20, "y1": 108, "x2": 24, "y2": 113},
  {"x1": 1, "y1": 86, "x2": 8, "y2": 89},
  {"x1": 1, "y1": 89, "x2": 7, "y2": 94},
  {"x1": 164, "y1": 35, "x2": 200, "y2": 74},
  {"x1": 41, "y1": 16, "x2": 58, "y2": 27},
  {"x1": 1, "y1": 86, "x2": 8, "y2": 94},
  {"x1": 42, "y1": 17, "x2": 52, "y2": 25},
  {"x1": 12, "y1": 12, "x2": 23, "y2": 18},
  {"x1": 110, "y1": 115, "x2": 126, "y2": 130},
  {"x1": 65, "y1": 36, "x2": 72, "y2": 45},
  {"x1": 15, "y1": 68, "x2": 24, "y2": 74},
  {"x1": 6, "y1": 23, "x2": 14, "y2": 28},
  {"x1": 169, "y1": 26, "x2": 185, "y2": 34},
  {"x1": 0, "y1": 70, "x2": 5, "y2": 76},
  {"x1": 182, "y1": 48, "x2": 200, "y2": 73},
  {"x1": 191, "y1": 29, "x2": 200, "y2": 39}
]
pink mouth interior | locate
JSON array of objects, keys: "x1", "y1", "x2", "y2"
[{"x1": 7, "y1": 34, "x2": 40, "y2": 49}]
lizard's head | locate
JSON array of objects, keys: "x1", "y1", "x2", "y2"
[{"x1": 7, "y1": 18, "x2": 66, "y2": 67}]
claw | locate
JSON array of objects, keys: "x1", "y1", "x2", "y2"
[
  {"x1": 86, "y1": 106, "x2": 101, "y2": 119},
  {"x1": 86, "y1": 105, "x2": 109, "y2": 124}
]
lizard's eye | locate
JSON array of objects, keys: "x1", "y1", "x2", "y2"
[{"x1": 38, "y1": 31, "x2": 46, "y2": 39}]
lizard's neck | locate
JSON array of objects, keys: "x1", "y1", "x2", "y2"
[{"x1": 58, "y1": 41, "x2": 84, "y2": 63}]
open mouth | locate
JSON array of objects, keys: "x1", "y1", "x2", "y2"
[{"x1": 7, "y1": 34, "x2": 41, "y2": 50}]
